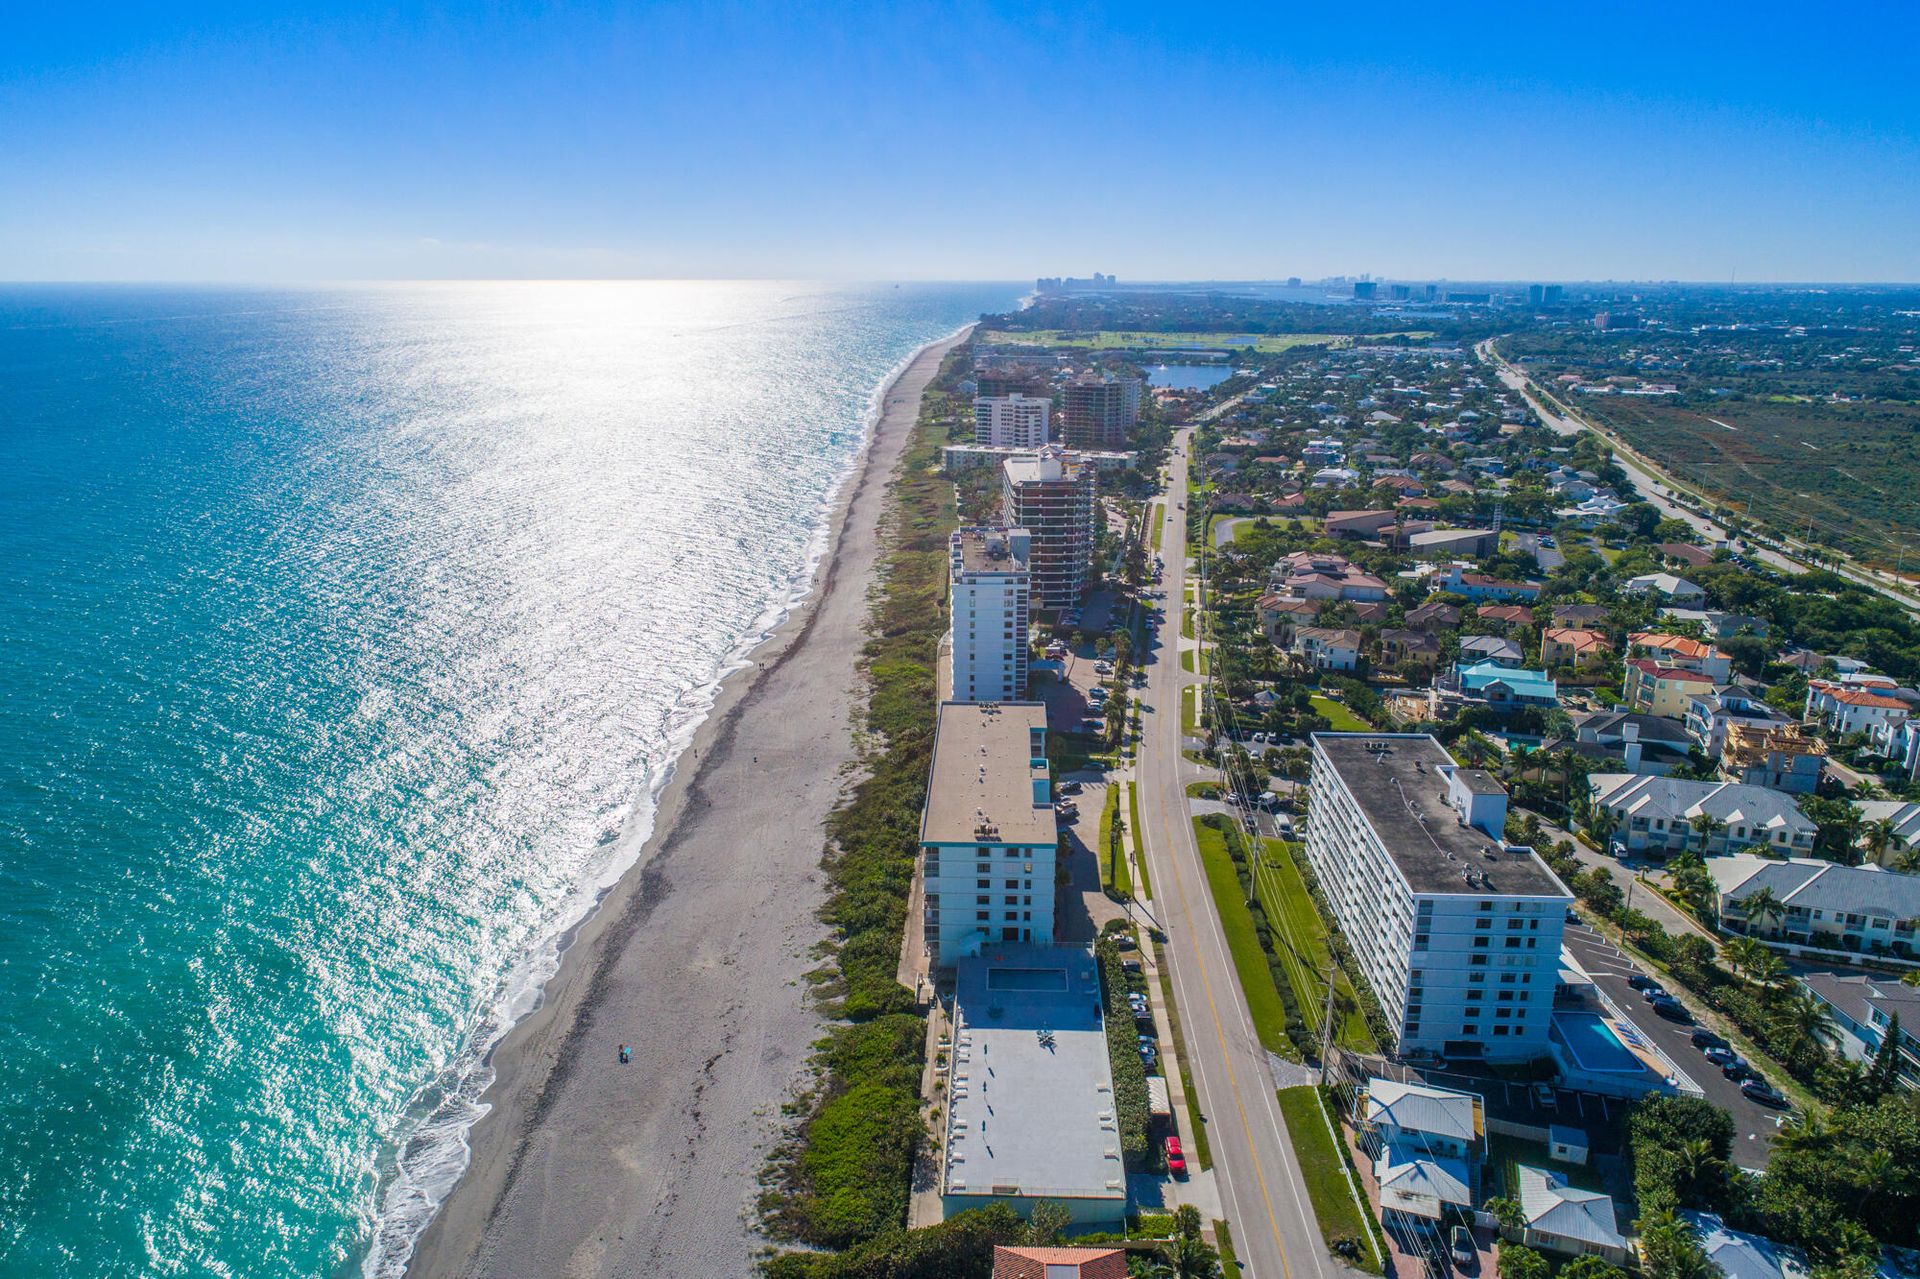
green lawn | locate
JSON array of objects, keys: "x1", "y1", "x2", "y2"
[
  {"x1": 1192, "y1": 819, "x2": 1297, "y2": 1059},
  {"x1": 1127, "y1": 782, "x2": 1151, "y2": 900},
  {"x1": 1310, "y1": 694, "x2": 1371, "y2": 731},
  {"x1": 1215, "y1": 1220, "x2": 1239, "y2": 1276},
  {"x1": 1485, "y1": 1132, "x2": 1609, "y2": 1200},
  {"x1": 1181, "y1": 684, "x2": 1201, "y2": 736},
  {"x1": 1276, "y1": 1086, "x2": 1384, "y2": 1274},
  {"x1": 1151, "y1": 505, "x2": 1166, "y2": 552},
  {"x1": 1256, "y1": 841, "x2": 1377, "y2": 1053},
  {"x1": 1098, "y1": 785, "x2": 1123, "y2": 894}
]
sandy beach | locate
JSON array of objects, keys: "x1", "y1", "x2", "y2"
[{"x1": 404, "y1": 325, "x2": 971, "y2": 1279}]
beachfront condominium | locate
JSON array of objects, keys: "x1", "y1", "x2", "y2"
[
  {"x1": 1002, "y1": 446, "x2": 1096, "y2": 610},
  {"x1": 950, "y1": 526, "x2": 1031, "y2": 703},
  {"x1": 973, "y1": 393, "x2": 1052, "y2": 449},
  {"x1": 918, "y1": 701, "x2": 1058, "y2": 969},
  {"x1": 1304, "y1": 733, "x2": 1572, "y2": 1063},
  {"x1": 1061, "y1": 374, "x2": 1141, "y2": 450}
]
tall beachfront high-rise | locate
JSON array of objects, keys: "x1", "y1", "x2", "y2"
[
  {"x1": 972, "y1": 393, "x2": 1051, "y2": 448},
  {"x1": 1061, "y1": 375, "x2": 1141, "y2": 450},
  {"x1": 949, "y1": 527, "x2": 1031, "y2": 703},
  {"x1": 917, "y1": 701, "x2": 1057, "y2": 968},
  {"x1": 1303, "y1": 733, "x2": 1572, "y2": 1063},
  {"x1": 1001, "y1": 446, "x2": 1095, "y2": 610}
]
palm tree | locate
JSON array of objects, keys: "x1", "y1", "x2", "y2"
[
  {"x1": 1690, "y1": 811, "x2": 1727, "y2": 856},
  {"x1": 1864, "y1": 817, "x2": 1899, "y2": 866},
  {"x1": 1747, "y1": 950, "x2": 1789, "y2": 992},
  {"x1": 1723, "y1": 935, "x2": 1765, "y2": 980},
  {"x1": 1775, "y1": 991, "x2": 1836, "y2": 1046},
  {"x1": 1773, "y1": 1111, "x2": 1830, "y2": 1156},
  {"x1": 1737, "y1": 885, "x2": 1786, "y2": 937},
  {"x1": 1587, "y1": 806, "x2": 1619, "y2": 852}
]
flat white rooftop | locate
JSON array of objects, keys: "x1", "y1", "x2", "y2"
[{"x1": 942, "y1": 946, "x2": 1124, "y2": 1205}]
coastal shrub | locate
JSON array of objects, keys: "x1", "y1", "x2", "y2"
[
  {"x1": 793, "y1": 1080, "x2": 923, "y2": 1248},
  {"x1": 760, "y1": 1204, "x2": 1023, "y2": 1279},
  {"x1": 1096, "y1": 934, "x2": 1152, "y2": 1166},
  {"x1": 1626, "y1": 1094, "x2": 1736, "y2": 1216}
]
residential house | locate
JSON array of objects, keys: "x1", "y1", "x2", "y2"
[
  {"x1": 1627, "y1": 633, "x2": 1732, "y2": 682},
  {"x1": 1406, "y1": 601, "x2": 1462, "y2": 632},
  {"x1": 1796, "y1": 971, "x2": 1920, "y2": 1089},
  {"x1": 1349, "y1": 600, "x2": 1391, "y2": 624},
  {"x1": 1722, "y1": 722, "x2": 1826, "y2": 794},
  {"x1": 991, "y1": 1247, "x2": 1128, "y2": 1279},
  {"x1": 1659, "y1": 607, "x2": 1770, "y2": 640},
  {"x1": 1478, "y1": 604, "x2": 1538, "y2": 629},
  {"x1": 1681, "y1": 1214, "x2": 1809, "y2": 1279},
  {"x1": 1622, "y1": 572, "x2": 1707, "y2": 605},
  {"x1": 1360, "y1": 1078, "x2": 1485, "y2": 1226},
  {"x1": 1455, "y1": 661, "x2": 1559, "y2": 710},
  {"x1": 1271, "y1": 551, "x2": 1392, "y2": 602},
  {"x1": 1588, "y1": 774, "x2": 1818, "y2": 857},
  {"x1": 1542, "y1": 627, "x2": 1612, "y2": 671},
  {"x1": 1460, "y1": 635, "x2": 1525, "y2": 667},
  {"x1": 1380, "y1": 628, "x2": 1444, "y2": 671},
  {"x1": 1430, "y1": 565, "x2": 1543, "y2": 601},
  {"x1": 1293, "y1": 626, "x2": 1363, "y2": 672},
  {"x1": 1513, "y1": 1166, "x2": 1631, "y2": 1266},
  {"x1": 1545, "y1": 712, "x2": 1691, "y2": 775},
  {"x1": 1551, "y1": 604, "x2": 1611, "y2": 629},
  {"x1": 1623, "y1": 659, "x2": 1717, "y2": 719},
  {"x1": 1806, "y1": 678, "x2": 1912, "y2": 739},
  {"x1": 1685, "y1": 689, "x2": 1791, "y2": 758},
  {"x1": 1255, "y1": 593, "x2": 1322, "y2": 644},
  {"x1": 1656, "y1": 541, "x2": 1716, "y2": 569},
  {"x1": 1854, "y1": 799, "x2": 1920, "y2": 866},
  {"x1": 1709, "y1": 855, "x2": 1920, "y2": 955}
]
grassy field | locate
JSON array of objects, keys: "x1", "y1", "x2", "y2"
[
  {"x1": 1581, "y1": 396, "x2": 1920, "y2": 568},
  {"x1": 980, "y1": 329, "x2": 1361, "y2": 353},
  {"x1": 1256, "y1": 840, "x2": 1377, "y2": 1053},
  {"x1": 1127, "y1": 782, "x2": 1150, "y2": 900},
  {"x1": 1486, "y1": 1132, "x2": 1610, "y2": 1199},
  {"x1": 1310, "y1": 694, "x2": 1371, "y2": 731},
  {"x1": 1098, "y1": 784, "x2": 1125, "y2": 895},
  {"x1": 1192, "y1": 818, "x2": 1297, "y2": 1058},
  {"x1": 1276, "y1": 1086, "x2": 1384, "y2": 1274},
  {"x1": 1214, "y1": 1220, "x2": 1238, "y2": 1275},
  {"x1": 1151, "y1": 504, "x2": 1166, "y2": 552}
]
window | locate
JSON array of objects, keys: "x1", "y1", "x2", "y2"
[
  {"x1": 976, "y1": 895, "x2": 990, "y2": 906},
  {"x1": 1494, "y1": 1024, "x2": 1509, "y2": 1036},
  {"x1": 1505, "y1": 938, "x2": 1521, "y2": 948},
  {"x1": 1500, "y1": 973, "x2": 1516, "y2": 984},
  {"x1": 977, "y1": 879, "x2": 990, "y2": 889},
  {"x1": 1473, "y1": 937, "x2": 1489, "y2": 949},
  {"x1": 1004, "y1": 879, "x2": 1019, "y2": 889},
  {"x1": 1463, "y1": 1023, "x2": 1479, "y2": 1035},
  {"x1": 1466, "y1": 990, "x2": 1483, "y2": 1002},
  {"x1": 1004, "y1": 895, "x2": 1018, "y2": 906},
  {"x1": 976, "y1": 910, "x2": 990, "y2": 921},
  {"x1": 1471, "y1": 955, "x2": 1488, "y2": 967},
  {"x1": 1476, "y1": 919, "x2": 1492, "y2": 930}
]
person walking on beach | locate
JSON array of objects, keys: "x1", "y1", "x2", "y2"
[{"x1": 618, "y1": 1044, "x2": 631, "y2": 1064}]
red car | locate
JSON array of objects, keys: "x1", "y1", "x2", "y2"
[{"x1": 1164, "y1": 1135, "x2": 1187, "y2": 1177}]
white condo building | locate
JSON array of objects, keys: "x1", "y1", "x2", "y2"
[
  {"x1": 973, "y1": 393, "x2": 1052, "y2": 448},
  {"x1": 919, "y1": 702, "x2": 1057, "y2": 968},
  {"x1": 1304, "y1": 733, "x2": 1572, "y2": 1062},
  {"x1": 950, "y1": 526, "x2": 1031, "y2": 703}
]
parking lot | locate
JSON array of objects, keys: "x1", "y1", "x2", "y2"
[{"x1": 1561, "y1": 922, "x2": 1790, "y2": 1168}]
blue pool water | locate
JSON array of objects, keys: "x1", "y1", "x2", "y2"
[{"x1": 1553, "y1": 1012, "x2": 1640, "y2": 1073}]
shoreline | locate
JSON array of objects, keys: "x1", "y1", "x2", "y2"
[{"x1": 398, "y1": 323, "x2": 973, "y2": 1279}]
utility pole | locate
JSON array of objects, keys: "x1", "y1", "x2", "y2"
[{"x1": 1317, "y1": 960, "x2": 1340, "y2": 1084}]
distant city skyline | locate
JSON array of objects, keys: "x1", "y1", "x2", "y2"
[{"x1": 5, "y1": 2, "x2": 1918, "y2": 282}]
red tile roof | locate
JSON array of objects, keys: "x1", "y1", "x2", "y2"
[
  {"x1": 993, "y1": 1245, "x2": 1130, "y2": 1279},
  {"x1": 1626, "y1": 658, "x2": 1715, "y2": 683}
]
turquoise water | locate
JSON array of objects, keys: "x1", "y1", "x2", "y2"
[
  {"x1": 0, "y1": 281, "x2": 1016, "y2": 1278},
  {"x1": 1552, "y1": 1011, "x2": 1640, "y2": 1072},
  {"x1": 1147, "y1": 362, "x2": 1235, "y2": 390}
]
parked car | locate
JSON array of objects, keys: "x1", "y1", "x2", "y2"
[
  {"x1": 1640, "y1": 984, "x2": 1668, "y2": 1002},
  {"x1": 1691, "y1": 1030, "x2": 1729, "y2": 1050},
  {"x1": 1742, "y1": 1078, "x2": 1789, "y2": 1108},
  {"x1": 1651, "y1": 996, "x2": 1691, "y2": 1023},
  {"x1": 1451, "y1": 1225, "x2": 1477, "y2": 1268},
  {"x1": 1704, "y1": 1047, "x2": 1737, "y2": 1068},
  {"x1": 1532, "y1": 1083, "x2": 1557, "y2": 1109},
  {"x1": 1629, "y1": 974, "x2": 1658, "y2": 992},
  {"x1": 1058, "y1": 781, "x2": 1083, "y2": 795},
  {"x1": 1721, "y1": 1059, "x2": 1750, "y2": 1082},
  {"x1": 1165, "y1": 1135, "x2": 1187, "y2": 1177}
]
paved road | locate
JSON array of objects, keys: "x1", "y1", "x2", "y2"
[
  {"x1": 1477, "y1": 340, "x2": 1920, "y2": 618},
  {"x1": 1135, "y1": 430, "x2": 1352, "y2": 1279},
  {"x1": 1560, "y1": 922, "x2": 1790, "y2": 1169},
  {"x1": 1513, "y1": 531, "x2": 1564, "y2": 571}
]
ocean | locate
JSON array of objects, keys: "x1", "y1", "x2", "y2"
[{"x1": 0, "y1": 281, "x2": 1018, "y2": 1278}]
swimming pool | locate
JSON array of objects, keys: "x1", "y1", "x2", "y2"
[
  {"x1": 987, "y1": 967, "x2": 1069, "y2": 992},
  {"x1": 1553, "y1": 1011, "x2": 1641, "y2": 1073}
]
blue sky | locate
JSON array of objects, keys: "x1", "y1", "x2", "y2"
[{"x1": 4, "y1": 2, "x2": 1917, "y2": 282}]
